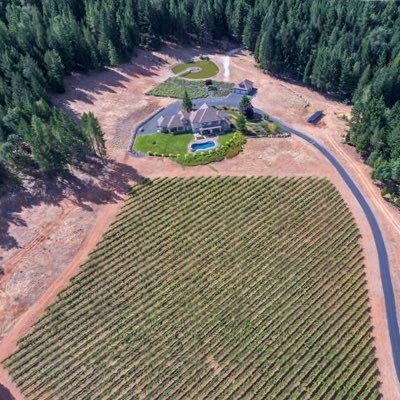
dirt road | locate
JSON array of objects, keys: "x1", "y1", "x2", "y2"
[{"x1": 1, "y1": 45, "x2": 399, "y2": 399}]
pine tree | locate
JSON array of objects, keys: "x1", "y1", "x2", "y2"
[
  {"x1": 182, "y1": 90, "x2": 192, "y2": 112},
  {"x1": 81, "y1": 112, "x2": 106, "y2": 159},
  {"x1": 44, "y1": 50, "x2": 65, "y2": 92},
  {"x1": 237, "y1": 115, "x2": 246, "y2": 133},
  {"x1": 108, "y1": 41, "x2": 119, "y2": 66},
  {"x1": 242, "y1": 10, "x2": 258, "y2": 52}
]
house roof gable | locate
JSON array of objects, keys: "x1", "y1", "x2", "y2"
[{"x1": 235, "y1": 79, "x2": 254, "y2": 91}]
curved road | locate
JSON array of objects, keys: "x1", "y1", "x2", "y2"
[
  {"x1": 269, "y1": 115, "x2": 400, "y2": 380},
  {"x1": 135, "y1": 93, "x2": 400, "y2": 379}
]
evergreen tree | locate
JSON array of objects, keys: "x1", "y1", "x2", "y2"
[
  {"x1": 81, "y1": 112, "x2": 106, "y2": 159},
  {"x1": 237, "y1": 115, "x2": 246, "y2": 133},
  {"x1": 182, "y1": 90, "x2": 193, "y2": 112},
  {"x1": 44, "y1": 50, "x2": 65, "y2": 92},
  {"x1": 108, "y1": 41, "x2": 119, "y2": 66}
]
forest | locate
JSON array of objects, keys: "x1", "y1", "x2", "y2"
[{"x1": 0, "y1": 0, "x2": 399, "y2": 192}]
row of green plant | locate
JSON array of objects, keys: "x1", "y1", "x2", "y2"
[
  {"x1": 5, "y1": 177, "x2": 380, "y2": 399},
  {"x1": 146, "y1": 78, "x2": 233, "y2": 99}
]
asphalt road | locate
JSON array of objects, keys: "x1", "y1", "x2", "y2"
[{"x1": 269, "y1": 115, "x2": 400, "y2": 381}]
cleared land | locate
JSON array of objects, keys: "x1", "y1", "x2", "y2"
[
  {"x1": 172, "y1": 60, "x2": 219, "y2": 79},
  {"x1": 4, "y1": 177, "x2": 380, "y2": 399},
  {"x1": 147, "y1": 77, "x2": 233, "y2": 99}
]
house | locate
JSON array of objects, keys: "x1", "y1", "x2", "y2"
[
  {"x1": 233, "y1": 79, "x2": 254, "y2": 95},
  {"x1": 157, "y1": 111, "x2": 191, "y2": 134},
  {"x1": 307, "y1": 111, "x2": 324, "y2": 124},
  {"x1": 158, "y1": 103, "x2": 230, "y2": 135}
]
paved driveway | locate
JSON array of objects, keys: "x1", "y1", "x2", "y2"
[{"x1": 270, "y1": 116, "x2": 400, "y2": 381}]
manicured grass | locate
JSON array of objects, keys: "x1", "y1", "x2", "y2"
[
  {"x1": 219, "y1": 132, "x2": 236, "y2": 146},
  {"x1": 5, "y1": 177, "x2": 380, "y2": 399},
  {"x1": 172, "y1": 60, "x2": 219, "y2": 79},
  {"x1": 147, "y1": 78, "x2": 233, "y2": 99},
  {"x1": 133, "y1": 130, "x2": 245, "y2": 165},
  {"x1": 134, "y1": 133, "x2": 193, "y2": 156}
]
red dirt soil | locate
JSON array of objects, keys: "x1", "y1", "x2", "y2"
[{"x1": 1, "y1": 45, "x2": 399, "y2": 399}]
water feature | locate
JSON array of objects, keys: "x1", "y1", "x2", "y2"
[
  {"x1": 223, "y1": 56, "x2": 230, "y2": 81},
  {"x1": 190, "y1": 141, "x2": 216, "y2": 152}
]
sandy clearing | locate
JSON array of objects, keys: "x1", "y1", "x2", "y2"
[{"x1": 0, "y1": 45, "x2": 399, "y2": 399}]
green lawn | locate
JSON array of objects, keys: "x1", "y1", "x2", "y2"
[
  {"x1": 219, "y1": 132, "x2": 236, "y2": 146},
  {"x1": 172, "y1": 60, "x2": 219, "y2": 79},
  {"x1": 134, "y1": 133, "x2": 193, "y2": 156}
]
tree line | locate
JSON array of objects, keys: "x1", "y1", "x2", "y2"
[{"x1": 1, "y1": 0, "x2": 399, "y2": 193}]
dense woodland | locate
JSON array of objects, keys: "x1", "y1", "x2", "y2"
[{"x1": 0, "y1": 0, "x2": 399, "y2": 193}]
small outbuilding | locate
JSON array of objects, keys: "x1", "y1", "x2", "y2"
[
  {"x1": 233, "y1": 79, "x2": 254, "y2": 95},
  {"x1": 307, "y1": 111, "x2": 324, "y2": 124}
]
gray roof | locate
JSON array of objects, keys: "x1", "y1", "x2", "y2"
[
  {"x1": 235, "y1": 79, "x2": 254, "y2": 91},
  {"x1": 190, "y1": 103, "x2": 224, "y2": 124},
  {"x1": 158, "y1": 111, "x2": 190, "y2": 129},
  {"x1": 158, "y1": 104, "x2": 228, "y2": 130}
]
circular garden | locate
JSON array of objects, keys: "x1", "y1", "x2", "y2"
[{"x1": 172, "y1": 60, "x2": 219, "y2": 79}]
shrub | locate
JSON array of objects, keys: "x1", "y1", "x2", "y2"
[
  {"x1": 237, "y1": 115, "x2": 247, "y2": 133},
  {"x1": 270, "y1": 123, "x2": 279, "y2": 135}
]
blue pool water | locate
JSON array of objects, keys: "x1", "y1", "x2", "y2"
[{"x1": 190, "y1": 141, "x2": 216, "y2": 152}]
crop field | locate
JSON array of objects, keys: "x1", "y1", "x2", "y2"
[
  {"x1": 4, "y1": 177, "x2": 380, "y2": 399},
  {"x1": 147, "y1": 78, "x2": 233, "y2": 99}
]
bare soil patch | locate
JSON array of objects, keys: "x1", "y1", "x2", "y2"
[{"x1": 0, "y1": 44, "x2": 399, "y2": 399}]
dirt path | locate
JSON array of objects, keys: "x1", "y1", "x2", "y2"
[
  {"x1": 2, "y1": 200, "x2": 77, "y2": 275},
  {"x1": 1, "y1": 45, "x2": 400, "y2": 399},
  {"x1": 0, "y1": 201, "x2": 122, "y2": 400}
]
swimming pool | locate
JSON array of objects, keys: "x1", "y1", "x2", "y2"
[{"x1": 190, "y1": 141, "x2": 216, "y2": 152}]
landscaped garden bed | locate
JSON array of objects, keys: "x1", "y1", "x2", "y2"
[
  {"x1": 147, "y1": 78, "x2": 233, "y2": 99},
  {"x1": 223, "y1": 107, "x2": 291, "y2": 138},
  {"x1": 172, "y1": 60, "x2": 219, "y2": 79}
]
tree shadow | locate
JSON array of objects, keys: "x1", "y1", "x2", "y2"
[
  {"x1": 0, "y1": 158, "x2": 145, "y2": 261},
  {"x1": 0, "y1": 384, "x2": 15, "y2": 400}
]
